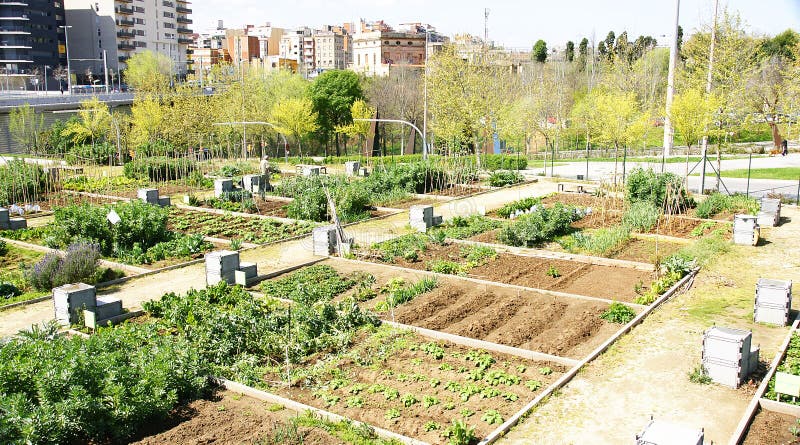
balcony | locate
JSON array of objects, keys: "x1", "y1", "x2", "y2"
[
  {"x1": 162, "y1": 0, "x2": 173, "y2": 6},
  {"x1": 117, "y1": 29, "x2": 135, "y2": 38},
  {"x1": 177, "y1": 27, "x2": 191, "y2": 34},
  {"x1": 118, "y1": 42, "x2": 135, "y2": 51},
  {"x1": 176, "y1": 16, "x2": 191, "y2": 24},
  {"x1": 0, "y1": 26, "x2": 30, "y2": 34},
  {"x1": 0, "y1": 1, "x2": 29, "y2": 5},
  {"x1": 115, "y1": 5, "x2": 133, "y2": 14},
  {"x1": 176, "y1": 6, "x2": 190, "y2": 13},
  {"x1": 117, "y1": 18, "x2": 134, "y2": 26},
  {"x1": 116, "y1": 0, "x2": 132, "y2": 3},
  {"x1": 177, "y1": 37, "x2": 192, "y2": 44},
  {"x1": 118, "y1": 56, "x2": 129, "y2": 63}
]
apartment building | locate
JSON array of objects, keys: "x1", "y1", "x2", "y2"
[
  {"x1": 314, "y1": 30, "x2": 348, "y2": 71},
  {"x1": 351, "y1": 23, "x2": 446, "y2": 76},
  {"x1": 0, "y1": 0, "x2": 66, "y2": 76},
  {"x1": 64, "y1": 0, "x2": 193, "y2": 79}
]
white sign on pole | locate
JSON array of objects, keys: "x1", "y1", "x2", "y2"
[{"x1": 107, "y1": 209, "x2": 121, "y2": 225}]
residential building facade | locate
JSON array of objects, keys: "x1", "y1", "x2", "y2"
[
  {"x1": 0, "y1": 0, "x2": 66, "y2": 77},
  {"x1": 64, "y1": 0, "x2": 193, "y2": 80}
]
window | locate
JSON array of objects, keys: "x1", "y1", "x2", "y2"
[
  {"x1": 134, "y1": 6, "x2": 144, "y2": 12},
  {"x1": 407, "y1": 41, "x2": 413, "y2": 45},
  {"x1": 395, "y1": 41, "x2": 400, "y2": 45}
]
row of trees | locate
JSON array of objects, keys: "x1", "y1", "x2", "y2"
[{"x1": 9, "y1": 10, "x2": 799, "y2": 166}]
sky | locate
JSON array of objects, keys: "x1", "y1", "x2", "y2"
[{"x1": 191, "y1": 0, "x2": 800, "y2": 49}]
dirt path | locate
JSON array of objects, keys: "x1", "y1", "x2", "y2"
[
  {"x1": 0, "y1": 181, "x2": 558, "y2": 337},
  {"x1": 498, "y1": 207, "x2": 800, "y2": 444}
]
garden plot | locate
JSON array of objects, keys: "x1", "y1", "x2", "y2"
[
  {"x1": 354, "y1": 237, "x2": 654, "y2": 302},
  {"x1": 168, "y1": 208, "x2": 316, "y2": 244},
  {"x1": 0, "y1": 242, "x2": 49, "y2": 307},
  {"x1": 741, "y1": 408, "x2": 800, "y2": 445},
  {"x1": 130, "y1": 390, "x2": 352, "y2": 445}
]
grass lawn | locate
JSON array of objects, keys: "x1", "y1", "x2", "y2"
[{"x1": 693, "y1": 167, "x2": 800, "y2": 180}]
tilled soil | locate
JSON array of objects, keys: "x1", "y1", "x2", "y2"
[
  {"x1": 374, "y1": 243, "x2": 653, "y2": 302},
  {"x1": 541, "y1": 193, "x2": 626, "y2": 211},
  {"x1": 385, "y1": 282, "x2": 620, "y2": 359},
  {"x1": 742, "y1": 408, "x2": 800, "y2": 445},
  {"x1": 269, "y1": 329, "x2": 566, "y2": 443},
  {"x1": 610, "y1": 238, "x2": 684, "y2": 263},
  {"x1": 129, "y1": 390, "x2": 342, "y2": 445}
]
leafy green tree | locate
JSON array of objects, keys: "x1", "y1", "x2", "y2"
[
  {"x1": 760, "y1": 29, "x2": 799, "y2": 61},
  {"x1": 124, "y1": 50, "x2": 174, "y2": 95},
  {"x1": 271, "y1": 97, "x2": 319, "y2": 156},
  {"x1": 9, "y1": 103, "x2": 44, "y2": 153},
  {"x1": 308, "y1": 70, "x2": 363, "y2": 156},
  {"x1": 61, "y1": 98, "x2": 111, "y2": 147},
  {"x1": 532, "y1": 40, "x2": 548, "y2": 63},
  {"x1": 670, "y1": 88, "x2": 722, "y2": 179},
  {"x1": 578, "y1": 38, "x2": 589, "y2": 69},
  {"x1": 335, "y1": 99, "x2": 374, "y2": 156},
  {"x1": 565, "y1": 41, "x2": 575, "y2": 62}
]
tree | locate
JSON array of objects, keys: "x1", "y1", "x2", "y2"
[
  {"x1": 9, "y1": 103, "x2": 44, "y2": 153},
  {"x1": 129, "y1": 98, "x2": 166, "y2": 151},
  {"x1": 61, "y1": 98, "x2": 111, "y2": 147},
  {"x1": 669, "y1": 88, "x2": 721, "y2": 178},
  {"x1": 124, "y1": 51, "x2": 174, "y2": 95},
  {"x1": 532, "y1": 40, "x2": 548, "y2": 63},
  {"x1": 578, "y1": 38, "x2": 589, "y2": 69},
  {"x1": 336, "y1": 99, "x2": 375, "y2": 156},
  {"x1": 604, "y1": 31, "x2": 616, "y2": 56},
  {"x1": 271, "y1": 97, "x2": 319, "y2": 156},
  {"x1": 366, "y1": 65, "x2": 423, "y2": 154},
  {"x1": 565, "y1": 41, "x2": 575, "y2": 62},
  {"x1": 760, "y1": 29, "x2": 799, "y2": 61},
  {"x1": 308, "y1": 70, "x2": 363, "y2": 156}
]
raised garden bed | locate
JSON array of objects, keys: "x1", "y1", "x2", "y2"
[
  {"x1": 168, "y1": 208, "x2": 316, "y2": 244},
  {"x1": 741, "y1": 408, "x2": 800, "y2": 445},
  {"x1": 356, "y1": 239, "x2": 653, "y2": 302},
  {"x1": 130, "y1": 390, "x2": 353, "y2": 445}
]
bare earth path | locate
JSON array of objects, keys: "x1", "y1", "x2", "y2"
[
  {"x1": 0, "y1": 180, "x2": 557, "y2": 336},
  {"x1": 498, "y1": 206, "x2": 800, "y2": 445}
]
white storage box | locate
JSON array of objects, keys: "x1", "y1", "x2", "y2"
[{"x1": 636, "y1": 419, "x2": 703, "y2": 445}]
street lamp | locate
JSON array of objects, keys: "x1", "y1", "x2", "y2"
[
  {"x1": 423, "y1": 26, "x2": 430, "y2": 156},
  {"x1": 60, "y1": 25, "x2": 73, "y2": 94},
  {"x1": 43, "y1": 65, "x2": 50, "y2": 94},
  {"x1": 355, "y1": 118, "x2": 427, "y2": 159}
]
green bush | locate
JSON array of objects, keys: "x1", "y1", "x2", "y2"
[
  {"x1": 564, "y1": 226, "x2": 631, "y2": 257},
  {"x1": 0, "y1": 240, "x2": 7, "y2": 256},
  {"x1": 372, "y1": 234, "x2": 429, "y2": 262},
  {"x1": 497, "y1": 204, "x2": 580, "y2": 247},
  {"x1": 64, "y1": 142, "x2": 116, "y2": 165},
  {"x1": 0, "y1": 321, "x2": 210, "y2": 444},
  {"x1": 0, "y1": 160, "x2": 48, "y2": 206},
  {"x1": 427, "y1": 260, "x2": 465, "y2": 275},
  {"x1": 488, "y1": 171, "x2": 524, "y2": 187},
  {"x1": 432, "y1": 215, "x2": 504, "y2": 240},
  {"x1": 625, "y1": 168, "x2": 692, "y2": 212},
  {"x1": 496, "y1": 197, "x2": 542, "y2": 219},
  {"x1": 123, "y1": 156, "x2": 197, "y2": 181},
  {"x1": 480, "y1": 154, "x2": 528, "y2": 171},
  {"x1": 600, "y1": 302, "x2": 636, "y2": 324},
  {"x1": 62, "y1": 175, "x2": 142, "y2": 193},
  {"x1": 694, "y1": 193, "x2": 759, "y2": 219},
  {"x1": 47, "y1": 201, "x2": 170, "y2": 256},
  {"x1": 622, "y1": 202, "x2": 660, "y2": 232},
  {"x1": 27, "y1": 242, "x2": 102, "y2": 291},
  {"x1": 261, "y1": 265, "x2": 368, "y2": 305}
]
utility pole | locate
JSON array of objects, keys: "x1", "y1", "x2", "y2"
[
  {"x1": 103, "y1": 50, "x2": 109, "y2": 94},
  {"x1": 699, "y1": 0, "x2": 719, "y2": 195},
  {"x1": 423, "y1": 26, "x2": 429, "y2": 156},
  {"x1": 60, "y1": 25, "x2": 73, "y2": 94},
  {"x1": 483, "y1": 8, "x2": 490, "y2": 61},
  {"x1": 663, "y1": 0, "x2": 680, "y2": 157}
]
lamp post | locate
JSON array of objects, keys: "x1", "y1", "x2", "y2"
[
  {"x1": 423, "y1": 26, "x2": 431, "y2": 156},
  {"x1": 60, "y1": 25, "x2": 73, "y2": 94},
  {"x1": 43, "y1": 65, "x2": 49, "y2": 94},
  {"x1": 355, "y1": 118, "x2": 427, "y2": 159}
]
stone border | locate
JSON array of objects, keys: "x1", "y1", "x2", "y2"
[
  {"x1": 215, "y1": 378, "x2": 430, "y2": 445},
  {"x1": 447, "y1": 238, "x2": 656, "y2": 271},
  {"x1": 478, "y1": 268, "x2": 698, "y2": 444},
  {"x1": 727, "y1": 319, "x2": 800, "y2": 445},
  {"x1": 0, "y1": 295, "x2": 52, "y2": 311},
  {"x1": 331, "y1": 256, "x2": 648, "y2": 310},
  {"x1": 382, "y1": 320, "x2": 579, "y2": 367}
]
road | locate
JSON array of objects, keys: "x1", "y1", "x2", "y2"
[{"x1": 530, "y1": 152, "x2": 800, "y2": 198}]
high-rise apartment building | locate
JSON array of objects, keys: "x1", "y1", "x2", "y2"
[
  {"x1": 0, "y1": 0, "x2": 66, "y2": 76},
  {"x1": 64, "y1": 0, "x2": 193, "y2": 80}
]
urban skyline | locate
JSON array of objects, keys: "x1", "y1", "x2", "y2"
[{"x1": 191, "y1": 0, "x2": 800, "y2": 49}]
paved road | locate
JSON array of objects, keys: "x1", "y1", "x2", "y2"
[{"x1": 530, "y1": 152, "x2": 800, "y2": 198}]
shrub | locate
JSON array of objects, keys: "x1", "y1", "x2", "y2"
[
  {"x1": 0, "y1": 282, "x2": 22, "y2": 299},
  {"x1": 64, "y1": 141, "x2": 116, "y2": 165},
  {"x1": 564, "y1": 226, "x2": 630, "y2": 256},
  {"x1": 694, "y1": 193, "x2": 759, "y2": 219},
  {"x1": 372, "y1": 234, "x2": 428, "y2": 262},
  {"x1": 625, "y1": 168, "x2": 691, "y2": 212},
  {"x1": 427, "y1": 260, "x2": 465, "y2": 275},
  {"x1": 480, "y1": 154, "x2": 528, "y2": 171},
  {"x1": 488, "y1": 171, "x2": 524, "y2": 187},
  {"x1": 497, "y1": 197, "x2": 542, "y2": 219},
  {"x1": 123, "y1": 156, "x2": 197, "y2": 181},
  {"x1": 443, "y1": 419, "x2": 476, "y2": 445},
  {"x1": 622, "y1": 201, "x2": 660, "y2": 232},
  {"x1": 27, "y1": 242, "x2": 102, "y2": 291},
  {"x1": 600, "y1": 302, "x2": 636, "y2": 324},
  {"x1": 433, "y1": 215, "x2": 503, "y2": 240},
  {"x1": 497, "y1": 204, "x2": 580, "y2": 247},
  {"x1": 0, "y1": 240, "x2": 7, "y2": 256}
]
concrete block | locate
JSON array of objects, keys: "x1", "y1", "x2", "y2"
[
  {"x1": 757, "y1": 278, "x2": 792, "y2": 305},
  {"x1": 53, "y1": 283, "x2": 97, "y2": 326},
  {"x1": 733, "y1": 214, "x2": 758, "y2": 232},
  {"x1": 137, "y1": 188, "x2": 159, "y2": 204},
  {"x1": 207, "y1": 270, "x2": 236, "y2": 286},
  {"x1": 702, "y1": 326, "x2": 754, "y2": 388},
  {"x1": 344, "y1": 161, "x2": 361, "y2": 176},
  {"x1": 157, "y1": 197, "x2": 171, "y2": 207},
  {"x1": 214, "y1": 179, "x2": 233, "y2": 198},
  {"x1": 761, "y1": 197, "x2": 781, "y2": 214},
  {"x1": 242, "y1": 174, "x2": 264, "y2": 194},
  {"x1": 95, "y1": 297, "x2": 123, "y2": 321},
  {"x1": 636, "y1": 419, "x2": 704, "y2": 445},
  {"x1": 0, "y1": 208, "x2": 9, "y2": 224},
  {"x1": 205, "y1": 250, "x2": 240, "y2": 272},
  {"x1": 312, "y1": 225, "x2": 337, "y2": 256},
  {"x1": 238, "y1": 262, "x2": 258, "y2": 279},
  {"x1": 8, "y1": 218, "x2": 27, "y2": 230},
  {"x1": 301, "y1": 166, "x2": 320, "y2": 176}
]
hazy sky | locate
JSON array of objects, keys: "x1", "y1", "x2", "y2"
[{"x1": 191, "y1": 0, "x2": 799, "y2": 49}]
